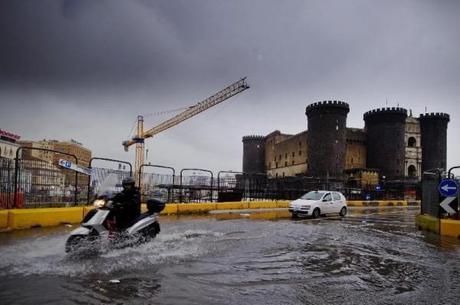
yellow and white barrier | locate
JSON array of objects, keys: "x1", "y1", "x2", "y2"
[{"x1": 0, "y1": 199, "x2": 418, "y2": 231}]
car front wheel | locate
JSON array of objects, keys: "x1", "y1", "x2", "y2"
[
  {"x1": 339, "y1": 207, "x2": 347, "y2": 217},
  {"x1": 312, "y1": 208, "x2": 320, "y2": 219}
]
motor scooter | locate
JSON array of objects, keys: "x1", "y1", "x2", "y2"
[{"x1": 65, "y1": 196, "x2": 164, "y2": 253}]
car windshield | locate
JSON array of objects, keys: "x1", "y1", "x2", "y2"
[{"x1": 300, "y1": 191, "x2": 325, "y2": 201}]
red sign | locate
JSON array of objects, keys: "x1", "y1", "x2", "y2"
[{"x1": 0, "y1": 129, "x2": 21, "y2": 141}]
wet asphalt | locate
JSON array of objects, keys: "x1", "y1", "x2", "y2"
[{"x1": 0, "y1": 206, "x2": 459, "y2": 305}]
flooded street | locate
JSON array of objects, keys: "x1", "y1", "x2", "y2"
[{"x1": 1, "y1": 207, "x2": 459, "y2": 305}]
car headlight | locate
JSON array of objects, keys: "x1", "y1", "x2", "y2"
[
  {"x1": 93, "y1": 199, "x2": 106, "y2": 208},
  {"x1": 301, "y1": 205, "x2": 311, "y2": 210}
]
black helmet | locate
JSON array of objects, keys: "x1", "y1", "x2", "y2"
[{"x1": 122, "y1": 177, "x2": 135, "y2": 187}]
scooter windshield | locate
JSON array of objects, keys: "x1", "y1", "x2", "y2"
[
  {"x1": 84, "y1": 209, "x2": 110, "y2": 226},
  {"x1": 93, "y1": 172, "x2": 124, "y2": 199}
]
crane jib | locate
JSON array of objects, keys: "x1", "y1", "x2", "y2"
[{"x1": 123, "y1": 78, "x2": 249, "y2": 148}]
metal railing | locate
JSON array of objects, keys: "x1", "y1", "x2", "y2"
[{"x1": 0, "y1": 153, "x2": 423, "y2": 208}]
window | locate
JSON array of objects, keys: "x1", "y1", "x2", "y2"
[
  {"x1": 292, "y1": 152, "x2": 295, "y2": 157},
  {"x1": 285, "y1": 161, "x2": 287, "y2": 167},
  {"x1": 292, "y1": 160, "x2": 294, "y2": 165},
  {"x1": 408, "y1": 165, "x2": 417, "y2": 177},
  {"x1": 285, "y1": 153, "x2": 287, "y2": 158},
  {"x1": 323, "y1": 193, "x2": 332, "y2": 202},
  {"x1": 299, "y1": 150, "x2": 302, "y2": 156},
  {"x1": 301, "y1": 191, "x2": 324, "y2": 200},
  {"x1": 333, "y1": 193, "x2": 341, "y2": 201},
  {"x1": 408, "y1": 137, "x2": 416, "y2": 147}
]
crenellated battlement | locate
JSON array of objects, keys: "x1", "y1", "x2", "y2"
[
  {"x1": 419, "y1": 112, "x2": 450, "y2": 122},
  {"x1": 363, "y1": 107, "x2": 408, "y2": 121},
  {"x1": 242, "y1": 135, "x2": 266, "y2": 142},
  {"x1": 305, "y1": 100, "x2": 349, "y2": 115}
]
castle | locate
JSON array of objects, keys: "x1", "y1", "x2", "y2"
[{"x1": 242, "y1": 101, "x2": 449, "y2": 187}]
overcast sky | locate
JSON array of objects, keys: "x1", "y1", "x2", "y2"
[{"x1": 1, "y1": 0, "x2": 459, "y2": 173}]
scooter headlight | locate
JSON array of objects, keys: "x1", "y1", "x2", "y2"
[{"x1": 94, "y1": 199, "x2": 106, "y2": 208}]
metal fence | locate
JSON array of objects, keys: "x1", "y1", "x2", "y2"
[
  {"x1": 87, "y1": 157, "x2": 132, "y2": 203},
  {"x1": 0, "y1": 150, "x2": 422, "y2": 208},
  {"x1": 0, "y1": 157, "x2": 15, "y2": 209},
  {"x1": 139, "y1": 164, "x2": 175, "y2": 204}
]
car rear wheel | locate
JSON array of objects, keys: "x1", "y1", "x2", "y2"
[
  {"x1": 312, "y1": 208, "x2": 320, "y2": 219},
  {"x1": 339, "y1": 207, "x2": 347, "y2": 217}
]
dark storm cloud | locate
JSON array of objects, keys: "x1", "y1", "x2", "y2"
[
  {"x1": 0, "y1": 0, "x2": 187, "y2": 89},
  {"x1": 2, "y1": 0, "x2": 459, "y2": 94},
  {"x1": 1, "y1": 0, "x2": 460, "y2": 170}
]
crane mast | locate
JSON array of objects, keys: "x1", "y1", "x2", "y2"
[{"x1": 123, "y1": 77, "x2": 249, "y2": 184}]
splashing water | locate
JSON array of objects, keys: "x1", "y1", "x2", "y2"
[{"x1": 0, "y1": 229, "x2": 224, "y2": 277}]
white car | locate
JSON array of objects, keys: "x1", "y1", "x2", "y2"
[{"x1": 289, "y1": 190, "x2": 347, "y2": 218}]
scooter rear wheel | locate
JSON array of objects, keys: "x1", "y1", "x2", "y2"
[{"x1": 140, "y1": 222, "x2": 161, "y2": 242}]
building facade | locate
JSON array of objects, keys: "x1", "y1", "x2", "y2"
[
  {"x1": 0, "y1": 129, "x2": 21, "y2": 160},
  {"x1": 242, "y1": 102, "x2": 449, "y2": 185},
  {"x1": 17, "y1": 139, "x2": 92, "y2": 187}
]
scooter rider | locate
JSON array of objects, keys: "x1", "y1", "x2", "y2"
[{"x1": 112, "y1": 177, "x2": 141, "y2": 229}]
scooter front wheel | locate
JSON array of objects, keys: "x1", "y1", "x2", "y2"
[{"x1": 65, "y1": 235, "x2": 87, "y2": 253}]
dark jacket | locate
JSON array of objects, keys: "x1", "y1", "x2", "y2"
[{"x1": 113, "y1": 187, "x2": 141, "y2": 229}]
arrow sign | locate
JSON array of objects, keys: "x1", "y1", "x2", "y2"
[
  {"x1": 440, "y1": 196, "x2": 457, "y2": 215},
  {"x1": 438, "y1": 179, "x2": 458, "y2": 197}
]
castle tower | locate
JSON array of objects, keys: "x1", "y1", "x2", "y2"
[
  {"x1": 242, "y1": 135, "x2": 266, "y2": 174},
  {"x1": 364, "y1": 107, "x2": 408, "y2": 179},
  {"x1": 305, "y1": 101, "x2": 350, "y2": 179},
  {"x1": 419, "y1": 113, "x2": 450, "y2": 172}
]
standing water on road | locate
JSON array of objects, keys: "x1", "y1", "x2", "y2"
[{"x1": 0, "y1": 207, "x2": 459, "y2": 304}]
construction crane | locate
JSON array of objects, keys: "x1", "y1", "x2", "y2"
[{"x1": 122, "y1": 77, "x2": 250, "y2": 184}]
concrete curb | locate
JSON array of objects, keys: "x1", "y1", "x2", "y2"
[{"x1": 416, "y1": 214, "x2": 460, "y2": 238}]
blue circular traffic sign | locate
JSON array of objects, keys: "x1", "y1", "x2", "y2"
[{"x1": 438, "y1": 179, "x2": 458, "y2": 197}]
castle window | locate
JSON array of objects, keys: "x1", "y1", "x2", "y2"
[
  {"x1": 299, "y1": 151, "x2": 302, "y2": 156},
  {"x1": 275, "y1": 162, "x2": 278, "y2": 168},
  {"x1": 292, "y1": 152, "x2": 295, "y2": 157},
  {"x1": 408, "y1": 137, "x2": 416, "y2": 148},
  {"x1": 408, "y1": 165, "x2": 417, "y2": 177},
  {"x1": 285, "y1": 153, "x2": 287, "y2": 159},
  {"x1": 279, "y1": 154, "x2": 282, "y2": 160},
  {"x1": 285, "y1": 161, "x2": 287, "y2": 167},
  {"x1": 292, "y1": 160, "x2": 295, "y2": 165}
]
